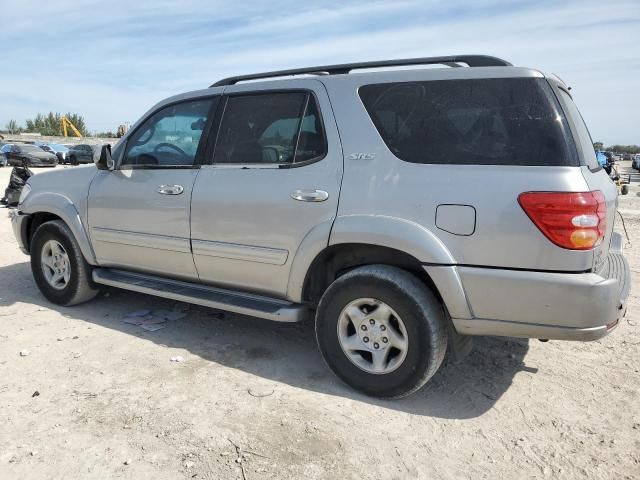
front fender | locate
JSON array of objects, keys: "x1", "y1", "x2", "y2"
[{"x1": 21, "y1": 192, "x2": 97, "y2": 265}]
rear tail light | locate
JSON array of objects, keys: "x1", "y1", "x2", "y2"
[{"x1": 518, "y1": 191, "x2": 606, "y2": 250}]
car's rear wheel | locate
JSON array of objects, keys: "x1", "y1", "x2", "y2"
[
  {"x1": 315, "y1": 264, "x2": 448, "y2": 398},
  {"x1": 70, "y1": 155, "x2": 79, "y2": 166},
  {"x1": 30, "y1": 220, "x2": 99, "y2": 306}
]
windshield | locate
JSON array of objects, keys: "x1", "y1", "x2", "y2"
[
  {"x1": 20, "y1": 145, "x2": 45, "y2": 153},
  {"x1": 48, "y1": 144, "x2": 69, "y2": 152}
]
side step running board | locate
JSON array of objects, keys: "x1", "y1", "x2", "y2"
[{"x1": 92, "y1": 268, "x2": 308, "y2": 323}]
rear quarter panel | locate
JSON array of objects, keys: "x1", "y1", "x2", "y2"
[{"x1": 322, "y1": 68, "x2": 595, "y2": 271}]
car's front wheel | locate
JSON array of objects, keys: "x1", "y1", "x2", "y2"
[
  {"x1": 30, "y1": 220, "x2": 99, "y2": 306},
  {"x1": 315, "y1": 264, "x2": 448, "y2": 398}
]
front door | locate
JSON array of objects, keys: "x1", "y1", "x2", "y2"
[
  {"x1": 190, "y1": 81, "x2": 343, "y2": 297},
  {"x1": 88, "y1": 96, "x2": 218, "y2": 280}
]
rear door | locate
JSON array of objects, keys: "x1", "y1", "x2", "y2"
[
  {"x1": 190, "y1": 80, "x2": 342, "y2": 297},
  {"x1": 88, "y1": 96, "x2": 218, "y2": 280}
]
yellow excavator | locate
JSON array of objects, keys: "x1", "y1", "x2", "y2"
[{"x1": 60, "y1": 117, "x2": 82, "y2": 137}]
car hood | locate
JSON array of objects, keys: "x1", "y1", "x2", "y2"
[
  {"x1": 27, "y1": 164, "x2": 97, "y2": 192},
  {"x1": 25, "y1": 151, "x2": 57, "y2": 160},
  {"x1": 19, "y1": 165, "x2": 99, "y2": 221}
]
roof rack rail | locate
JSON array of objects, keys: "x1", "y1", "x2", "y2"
[{"x1": 211, "y1": 55, "x2": 511, "y2": 87}]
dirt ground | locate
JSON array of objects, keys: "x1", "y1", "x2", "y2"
[{"x1": 0, "y1": 163, "x2": 639, "y2": 480}]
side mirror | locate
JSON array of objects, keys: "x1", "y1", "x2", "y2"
[{"x1": 96, "y1": 144, "x2": 115, "y2": 171}]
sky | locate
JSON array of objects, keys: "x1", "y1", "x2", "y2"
[{"x1": 0, "y1": 0, "x2": 638, "y2": 145}]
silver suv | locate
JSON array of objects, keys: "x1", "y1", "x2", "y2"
[{"x1": 11, "y1": 55, "x2": 630, "y2": 398}]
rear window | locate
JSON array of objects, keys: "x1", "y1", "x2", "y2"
[{"x1": 359, "y1": 78, "x2": 578, "y2": 166}]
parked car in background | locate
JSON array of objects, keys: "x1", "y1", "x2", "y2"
[
  {"x1": 632, "y1": 154, "x2": 640, "y2": 170},
  {"x1": 0, "y1": 143, "x2": 58, "y2": 167},
  {"x1": 67, "y1": 144, "x2": 100, "y2": 165},
  {"x1": 623, "y1": 153, "x2": 633, "y2": 161},
  {"x1": 40, "y1": 144, "x2": 70, "y2": 164},
  {"x1": 0, "y1": 143, "x2": 7, "y2": 167}
]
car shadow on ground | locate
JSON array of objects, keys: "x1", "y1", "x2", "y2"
[{"x1": 0, "y1": 261, "x2": 534, "y2": 420}]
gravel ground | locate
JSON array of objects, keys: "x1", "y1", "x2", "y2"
[{"x1": 0, "y1": 163, "x2": 638, "y2": 479}]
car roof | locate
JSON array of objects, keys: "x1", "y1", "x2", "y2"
[
  {"x1": 210, "y1": 54, "x2": 513, "y2": 86},
  {"x1": 129, "y1": 56, "x2": 547, "y2": 139},
  {"x1": 156, "y1": 65, "x2": 544, "y2": 109}
]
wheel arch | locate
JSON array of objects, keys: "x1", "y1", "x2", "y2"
[
  {"x1": 300, "y1": 243, "x2": 442, "y2": 306},
  {"x1": 288, "y1": 214, "x2": 473, "y2": 321},
  {"x1": 21, "y1": 194, "x2": 97, "y2": 265},
  {"x1": 288, "y1": 214, "x2": 456, "y2": 303}
]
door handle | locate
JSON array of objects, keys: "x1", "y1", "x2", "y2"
[
  {"x1": 157, "y1": 184, "x2": 184, "y2": 195},
  {"x1": 290, "y1": 189, "x2": 329, "y2": 202}
]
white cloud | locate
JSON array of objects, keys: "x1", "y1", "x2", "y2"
[{"x1": 0, "y1": 0, "x2": 638, "y2": 144}]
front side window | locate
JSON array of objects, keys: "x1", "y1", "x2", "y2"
[
  {"x1": 122, "y1": 99, "x2": 214, "y2": 167},
  {"x1": 213, "y1": 92, "x2": 326, "y2": 165},
  {"x1": 359, "y1": 78, "x2": 578, "y2": 166}
]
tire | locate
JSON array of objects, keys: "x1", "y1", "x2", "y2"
[
  {"x1": 315, "y1": 264, "x2": 448, "y2": 399},
  {"x1": 30, "y1": 220, "x2": 99, "y2": 306},
  {"x1": 70, "y1": 156, "x2": 79, "y2": 166}
]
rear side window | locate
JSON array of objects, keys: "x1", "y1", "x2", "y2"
[
  {"x1": 359, "y1": 78, "x2": 578, "y2": 166},
  {"x1": 557, "y1": 90, "x2": 600, "y2": 170},
  {"x1": 214, "y1": 92, "x2": 326, "y2": 165}
]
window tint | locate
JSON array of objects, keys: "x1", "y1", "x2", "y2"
[
  {"x1": 359, "y1": 78, "x2": 578, "y2": 166},
  {"x1": 123, "y1": 99, "x2": 213, "y2": 167},
  {"x1": 557, "y1": 90, "x2": 599, "y2": 170},
  {"x1": 214, "y1": 92, "x2": 326, "y2": 165},
  {"x1": 294, "y1": 96, "x2": 326, "y2": 163}
]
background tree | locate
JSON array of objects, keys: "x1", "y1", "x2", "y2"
[
  {"x1": 94, "y1": 131, "x2": 116, "y2": 138},
  {"x1": 592, "y1": 142, "x2": 640, "y2": 154},
  {"x1": 5, "y1": 119, "x2": 22, "y2": 134},
  {"x1": 608, "y1": 145, "x2": 640, "y2": 154},
  {"x1": 24, "y1": 112, "x2": 89, "y2": 136}
]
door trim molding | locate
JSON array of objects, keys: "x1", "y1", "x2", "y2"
[
  {"x1": 91, "y1": 227, "x2": 191, "y2": 253},
  {"x1": 192, "y1": 239, "x2": 288, "y2": 265}
]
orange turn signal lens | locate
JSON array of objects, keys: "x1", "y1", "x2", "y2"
[{"x1": 570, "y1": 229, "x2": 599, "y2": 248}]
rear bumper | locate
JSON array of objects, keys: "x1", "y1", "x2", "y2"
[
  {"x1": 447, "y1": 234, "x2": 630, "y2": 341},
  {"x1": 10, "y1": 210, "x2": 30, "y2": 255}
]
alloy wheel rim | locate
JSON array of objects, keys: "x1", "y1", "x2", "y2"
[
  {"x1": 41, "y1": 240, "x2": 70, "y2": 290},
  {"x1": 337, "y1": 298, "x2": 409, "y2": 374}
]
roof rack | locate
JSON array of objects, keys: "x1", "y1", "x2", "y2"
[{"x1": 211, "y1": 55, "x2": 512, "y2": 87}]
